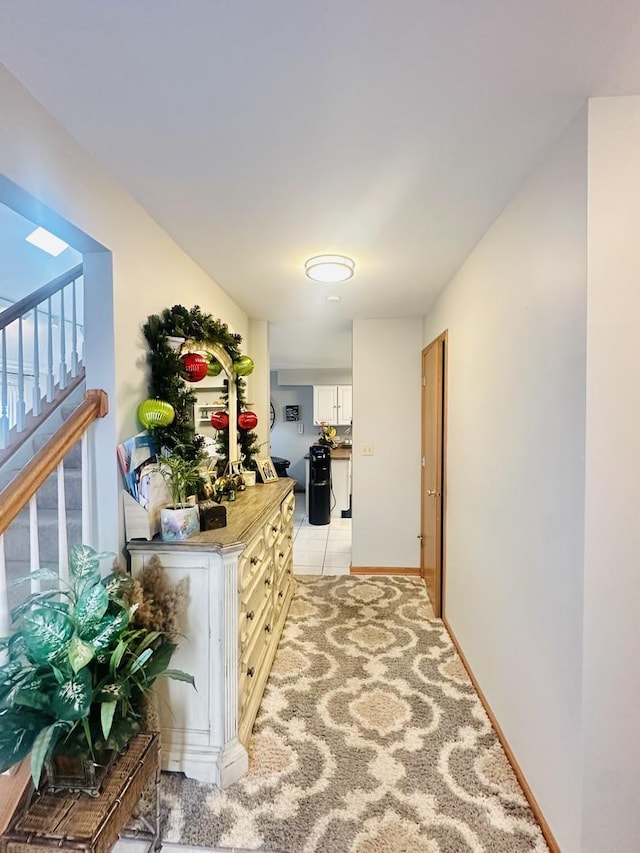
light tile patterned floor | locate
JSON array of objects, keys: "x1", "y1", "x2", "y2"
[{"x1": 293, "y1": 493, "x2": 351, "y2": 576}]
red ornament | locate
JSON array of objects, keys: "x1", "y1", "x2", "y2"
[
  {"x1": 210, "y1": 411, "x2": 229, "y2": 430},
  {"x1": 238, "y1": 410, "x2": 258, "y2": 430},
  {"x1": 181, "y1": 352, "x2": 208, "y2": 382}
]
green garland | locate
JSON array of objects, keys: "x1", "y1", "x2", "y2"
[{"x1": 141, "y1": 305, "x2": 260, "y2": 470}]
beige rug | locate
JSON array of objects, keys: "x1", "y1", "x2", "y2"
[{"x1": 158, "y1": 576, "x2": 549, "y2": 852}]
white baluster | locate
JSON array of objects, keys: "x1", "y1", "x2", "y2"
[
  {"x1": 59, "y1": 287, "x2": 67, "y2": 390},
  {"x1": 47, "y1": 296, "x2": 55, "y2": 402},
  {"x1": 32, "y1": 305, "x2": 42, "y2": 417},
  {"x1": 0, "y1": 534, "x2": 9, "y2": 663},
  {"x1": 71, "y1": 278, "x2": 79, "y2": 378},
  {"x1": 57, "y1": 460, "x2": 68, "y2": 584},
  {"x1": 0, "y1": 328, "x2": 8, "y2": 449},
  {"x1": 81, "y1": 431, "x2": 90, "y2": 544},
  {"x1": 16, "y1": 316, "x2": 25, "y2": 433},
  {"x1": 29, "y1": 495, "x2": 41, "y2": 595}
]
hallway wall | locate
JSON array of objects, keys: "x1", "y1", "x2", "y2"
[
  {"x1": 352, "y1": 318, "x2": 422, "y2": 569},
  {"x1": 422, "y1": 111, "x2": 588, "y2": 850},
  {"x1": 581, "y1": 95, "x2": 640, "y2": 852},
  {"x1": 0, "y1": 66, "x2": 249, "y2": 551}
]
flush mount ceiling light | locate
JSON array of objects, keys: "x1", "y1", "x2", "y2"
[
  {"x1": 305, "y1": 254, "x2": 355, "y2": 283},
  {"x1": 25, "y1": 227, "x2": 69, "y2": 257}
]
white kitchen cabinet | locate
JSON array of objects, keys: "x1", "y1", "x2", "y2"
[
  {"x1": 128, "y1": 479, "x2": 296, "y2": 789},
  {"x1": 313, "y1": 384, "x2": 352, "y2": 425},
  {"x1": 336, "y1": 385, "x2": 352, "y2": 425}
]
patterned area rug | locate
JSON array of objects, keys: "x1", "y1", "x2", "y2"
[{"x1": 159, "y1": 576, "x2": 549, "y2": 852}]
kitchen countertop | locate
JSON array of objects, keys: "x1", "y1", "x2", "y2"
[{"x1": 304, "y1": 447, "x2": 352, "y2": 460}]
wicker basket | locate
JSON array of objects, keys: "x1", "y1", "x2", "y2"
[{"x1": 0, "y1": 733, "x2": 160, "y2": 853}]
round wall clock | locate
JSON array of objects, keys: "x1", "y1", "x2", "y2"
[{"x1": 270, "y1": 402, "x2": 276, "y2": 429}]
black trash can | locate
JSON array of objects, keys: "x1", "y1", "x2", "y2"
[
  {"x1": 308, "y1": 444, "x2": 331, "y2": 525},
  {"x1": 271, "y1": 456, "x2": 291, "y2": 478}
]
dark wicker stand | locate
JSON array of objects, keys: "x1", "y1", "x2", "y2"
[{"x1": 0, "y1": 733, "x2": 160, "y2": 853}]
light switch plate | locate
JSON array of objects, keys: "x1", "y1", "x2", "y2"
[
  {"x1": 362, "y1": 443, "x2": 374, "y2": 456},
  {"x1": 297, "y1": 423, "x2": 304, "y2": 434}
]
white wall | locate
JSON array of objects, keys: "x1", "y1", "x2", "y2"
[
  {"x1": 581, "y1": 96, "x2": 640, "y2": 852},
  {"x1": 269, "y1": 376, "x2": 315, "y2": 487},
  {"x1": 352, "y1": 318, "x2": 422, "y2": 569},
  {"x1": 422, "y1": 112, "x2": 588, "y2": 851},
  {"x1": 0, "y1": 66, "x2": 248, "y2": 551},
  {"x1": 247, "y1": 319, "x2": 270, "y2": 455}
]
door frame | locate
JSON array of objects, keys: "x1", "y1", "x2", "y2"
[{"x1": 420, "y1": 330, "x2": 448, "y2": 617}]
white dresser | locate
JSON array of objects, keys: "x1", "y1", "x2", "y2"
[{"x1": 128, "y1": 479, "x2": 296, "y2": 788}]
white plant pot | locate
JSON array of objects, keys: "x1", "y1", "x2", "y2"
[{"x1": 160, "y1": 504, "x2": 200, "y2": 541}]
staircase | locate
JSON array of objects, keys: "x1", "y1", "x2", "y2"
[
  {"x1": 0, "y1": 265, "x2": 86, "y2": 613},
  {"x1": 1, "y1": 393, "x2": 85, "y2": 614},
  {"x1": 0, "y1": 386, "x2": 108, "y2": 835}
]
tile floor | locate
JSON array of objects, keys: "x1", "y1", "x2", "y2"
[{"x1": 292, "y1": 493, "x2": 351, "y2": 576}]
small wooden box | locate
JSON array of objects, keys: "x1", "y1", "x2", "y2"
[{"x1": 199, "y1": 500, "x2": 227, "y2": 530}]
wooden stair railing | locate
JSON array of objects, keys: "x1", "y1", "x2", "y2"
[{"x1": 0, "y1": 388, "x2": 108, "y2": 834}]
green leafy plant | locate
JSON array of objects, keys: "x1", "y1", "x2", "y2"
[
  {"x1": 159, "y1": 447, "x2": 204, "y2": 507},
  {"x1": 0, "y1": 545, "x2": 194, "y2": 787}
]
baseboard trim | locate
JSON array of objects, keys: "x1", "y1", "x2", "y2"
[
  {"x1": 350, "y1": 566, "x2": 421, "y2": 576},
  {"x1": 443, "y1": 616, "x2": 560, "y2": 853}
]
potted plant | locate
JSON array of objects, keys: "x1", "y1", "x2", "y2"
[
  {"x1": 158, "y1": 448, "x2": 203, "y2": 541},
  {"x1": 0, "y1": 544, "x2": 194, "y2": 792}
]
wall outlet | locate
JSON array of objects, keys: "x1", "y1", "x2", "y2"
[
  {"x1": 362, "y1": 443, "x2": 374, "y2": 456},
  {"x1": 297, "y1": 423, "x2": 304, "y2": 434}
]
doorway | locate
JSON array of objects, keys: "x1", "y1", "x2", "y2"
[{"x1": 420, "y1": 331, "x2": 447, "y2": 616}]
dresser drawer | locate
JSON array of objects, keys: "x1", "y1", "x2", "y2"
[
  {"x1": 264, "y1": 505, "x2": 282, "y2": 549},
  {"x1": 274, "y1": 528, "x2": 293, "y2": 579},
  {"x1": 239, "y1": 608, "x2": 270, "y2": 713},
  {"x1": 240, "y1": 559, "x2": 274, "y2": 650},
  {"x1": 281, "y1": 490, "x2": 295, "y2": 527},
  {"x1": 275, "y1": 556, "x2": 293, "y2": 609},
  {"x1": 239, "y1": 532, "x2": 267, "y2": 591}
]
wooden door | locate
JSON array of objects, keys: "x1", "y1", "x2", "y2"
[{"x1": 420, "y1": 332, "x2": 446, "y2": 616}]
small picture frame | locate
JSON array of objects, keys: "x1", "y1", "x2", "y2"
[{"x1": 257, "y1": 456, "x2": 278, "y2": 483}]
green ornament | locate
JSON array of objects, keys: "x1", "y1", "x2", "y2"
[
  {"x1": 207, "y1": 358, "x2": 223, "y2": 377},
  {"x1": 137, "y1": 398, "x2": 175, "y2": 428},
  {"x1": 233, "y1": 355, "x2": 254, "y2": 376}
]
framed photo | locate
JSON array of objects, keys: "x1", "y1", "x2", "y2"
[{"x1": 257, "y1": 456, "x2": 278, "y2": 483}]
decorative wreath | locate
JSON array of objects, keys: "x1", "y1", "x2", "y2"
[{"x1": 141, "y1": 304, "x2": 260, "y2": 470}]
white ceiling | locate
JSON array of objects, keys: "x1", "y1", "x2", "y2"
[{"x1": 2, "y1": 0, "x2": 640, "y2": 368}]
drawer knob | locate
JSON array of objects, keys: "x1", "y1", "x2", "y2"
[
  {"x1": 288, "y1": 535, "x2": 292, "y2": 541},
  {"x1": 247, "y1": 666, "x2": 255, "y2": 678},
  {"x1": 279, "y1": 551, "x2": 285, "y2": 558},
  {"x1": 278, "y1": 591, "x2": 284, "y2": 599},
  {"x1": 265, "y1": 624, "x2": 272, "y2": 634},
  {"x1": 287, "y1": 568, "x2": 292, "y2": 575},
  {"x1": 251, "y1": 556, "x2": 259, "y2": 566},
  {"x1": 247, "y1": 610, "x2": 255, "y2": 620},
  {"x1": 272, "y1": 525, "x2": 278, "y2": 533},
  {"x1": 265, "y1": 577, "x2": 272, "y2": 587}
]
